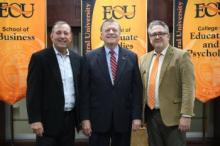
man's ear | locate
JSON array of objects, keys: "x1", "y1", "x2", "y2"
[
  {"x1": 100, "y1": 33, "x2": 103, "y2": 40},
  {"x1": 50, "y1": 33, "x2": 53, "y2": 40}
]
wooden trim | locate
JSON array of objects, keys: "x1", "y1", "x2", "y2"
[
  {"x1": 4, "y1": 139, "x2": 88, "y2": 146},
  {"x1": 0, "y1": 102, "x2": 5, "y2": 145}
]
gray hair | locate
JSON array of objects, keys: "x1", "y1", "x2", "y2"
[
  {"x1": 100, "y1": 18, "x2": 121, "y2": 32},
  {"x1": 148, "y1": 20, "x2": 169, "y2": 34}
]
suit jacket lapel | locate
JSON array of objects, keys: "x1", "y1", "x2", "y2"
[
  {"x1": 114, "y1": 47, "x2": 127, "y2": 85},
  {"x1": 69, "y1": 51, "x2": 78, "y2": 86},
  {"x1": 46, "y1": 48, "x2": 63, "y2": 87},
  {"x1": 143, "y1": 51, "x2": 154, "y2": 89},
  {"x1": 97, "y1": 47, "x2": 112, "y2": 85},
  {"x1": 159, "y1": 46, "x2": 173, "y2": 86}
]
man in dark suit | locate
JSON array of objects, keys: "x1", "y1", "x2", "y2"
[
  {"x1": 140, "y1": 20, "x2": 195, "y2": 146},
  {"x1": 80, "y1": 19, "x2": 143, "y2": 146},
  {"x1": 26, "y1": 21, "x2": 82, "y2": 146}
]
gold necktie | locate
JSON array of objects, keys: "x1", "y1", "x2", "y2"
[{"x1": 148, "y1": 54, "x2": 160, "y2": 109}]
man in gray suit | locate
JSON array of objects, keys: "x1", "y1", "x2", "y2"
[{"x1": 139, "y1": 20, "x2": 195, "y2": 146}]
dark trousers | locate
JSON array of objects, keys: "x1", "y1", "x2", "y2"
[
  {"x1": 36, "y1": 111, "x2": 75, "y2": 146},
  {"x1": 145, "y1": 107, "x2": 186, "y2": 146},
  {"x1": 89, "y1": 130, "x2": 131, "y2": 146}
]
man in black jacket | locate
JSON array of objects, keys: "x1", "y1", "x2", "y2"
[{"x1": 26, "y1": 21, "x2": 82, "y2": 146}]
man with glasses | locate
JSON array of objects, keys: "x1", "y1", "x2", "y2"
[{"x1": 139, "y1": 20, "x2": 195, "y2": 146}]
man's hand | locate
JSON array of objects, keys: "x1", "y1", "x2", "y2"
[
  {"x1": 82, "y1": 120, "x2": 92, "y2": 136},
  {"x1": 30, "y1": 122, "x2": 44, "y2": 137},
  {"x1": 132, "y1": 119, "x2": 141, "y2": 130},
  {"x1": 178, "y1": 116, "x2": 191, "y2": 132}
]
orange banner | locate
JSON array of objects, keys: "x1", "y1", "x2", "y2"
[
  {"x1": 0, "y1": 0, "x2": 46, "y2": 104},
  {"x1": 82, "y1": 0, "x2": 147, "y2": 58},
  {"x1": 174, "y1": 0, "x2": 220, "y2": 102}
]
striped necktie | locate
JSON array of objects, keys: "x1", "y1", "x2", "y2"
[{"x1": 110, "y1": 50, "x2": 117, "y2": 83}]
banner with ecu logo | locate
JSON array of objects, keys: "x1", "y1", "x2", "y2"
[
  {"x1": 82, "y1": 0, "x2": 147, "y2": 58},
  {"x1": 173, "y1": 0, "x2": 220, "y2": 102},
  {"x1": 0, "y1": 0, "x2": 46, "y2": 104}
]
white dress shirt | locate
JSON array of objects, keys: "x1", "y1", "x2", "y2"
[
  {"x1": 148, "y1": 46, "x2": 168, "y2": 109},
  {"x1": 54, "y1": 47, "x2": 75, "y2": 111}
]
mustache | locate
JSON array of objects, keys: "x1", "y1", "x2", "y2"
[{"x1": 154, "y1": 38, "x2": 163, "y2": 42}]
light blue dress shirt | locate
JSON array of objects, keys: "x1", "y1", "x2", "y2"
[{"x1": 104, "y1": 46, "x2": 119, "y2": 85}]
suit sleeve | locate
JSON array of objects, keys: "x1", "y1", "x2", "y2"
[
  {"x1": 131, "y1": 54, "x2": 143, "y2": 120},
  {"x1": 26, "y1": 54, "x2": 43, "y2": 124},
  {"x1": 79, "y1": 55, "x2": 90, "y2": 121},
  {"x1": 179, "y1": 52, "x2": 195, "y2": 116}
]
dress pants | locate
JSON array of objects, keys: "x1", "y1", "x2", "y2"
[
  {"x1": 36, "y1": 111, "x2": 75, "y2": 146},
  {"x1": 145, "y1": 106, "x2": 186, "y2": 146},
  {"x1": 89, "y1": 130, "x2": 131, "y2": 146},
  {"x1": 89, "y1": 119, "x2": 131, "y2": 146}
]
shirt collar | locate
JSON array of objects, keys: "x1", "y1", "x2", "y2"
[
  {"x1": 153, "y1": 44, "x2": 169, "y2": 56},
  {"x1": 53, "y1": 45, "x2": 69, "y2": 56},
  {"x1": 104, "y1": 45, "x2": 119, "y2": 56}
]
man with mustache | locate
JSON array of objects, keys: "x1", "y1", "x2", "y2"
[{"x1": 80, "y1": 19, "x2": 143, "y2": 146}]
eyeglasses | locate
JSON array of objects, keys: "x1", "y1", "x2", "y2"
[{"x1": 149, "y1": 32, "x2": 168, "y2": 38}]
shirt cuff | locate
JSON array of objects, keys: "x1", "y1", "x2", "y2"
[{"x1": 182, "y1": 114, "x2": 192, "y2": 118}]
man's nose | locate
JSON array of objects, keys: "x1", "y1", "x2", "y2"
[
  {"x1": 109, "y1": 29, "x2": 114, "y2": 33},
  {"x1": 155, "y1": 34, "x2": 160, "y2": 38},
  {"x1": 60, "y1": 33, "x2": 65, "y2": 38}
]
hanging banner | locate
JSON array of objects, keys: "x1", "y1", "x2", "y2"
[
  {"x1": 173, "y1": 0, "x2": 220, "y2": 102},
  {"x1": 0, "y1": 0, "x2": 46, "y2": 104},
  {"x1": 82, "y1": 0, "x2": 147, "y2": 58}
]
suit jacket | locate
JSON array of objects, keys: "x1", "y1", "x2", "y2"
[
  {"x1": 26, "y1": 47, "x2": 82, "y2": 136},
  {"x1": 80, "y1": 46, "x2": 143, "y2": 133},
  {"x1": 139, "y1": 45, "x2": 195, "y2": 126}
]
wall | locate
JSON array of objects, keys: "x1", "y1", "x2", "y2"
[{"x1": 47, "y1": 0, "x2": 81, "y2": 27}]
